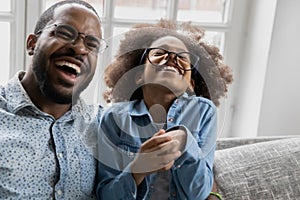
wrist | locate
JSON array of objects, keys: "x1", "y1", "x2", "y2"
[{"x1": 207, "y1": 192, "x2": 222, "y2": 200}]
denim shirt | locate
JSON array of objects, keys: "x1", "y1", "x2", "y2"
[
  {"x1": 96, "y1": 94, "x2": 217, "y2": 200},
  {"x1": 0, "y1": 72, "x2": 101, "y2": 200}
]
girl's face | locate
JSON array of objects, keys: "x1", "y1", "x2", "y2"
[{"x1": 138, "y1": 36, "x2": 194, "y2": 95}]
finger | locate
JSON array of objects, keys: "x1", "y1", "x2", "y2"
[
  {"x1": 165, "y1": 129, "x2": 186, "y2": 140},
  {"x1": 141, "y1": 139, "x2": 177, "y2": 154},
  {"x1": 159, "y1": 160, "x2": 175, "y2": 171},
  {"x1": 160, "y1": 150, "x2": 182, "y2": 165},
  {"x1": 154, "y1": 151, "x2": 182, "y2": 171},
  {"x1": 155, "y1": 140, "x2": 180, "y2": 155},
  {"x1": 131, "y1": 150, "x2": 181, "y2": 173},
  {"x1": 164, "y1": 130, "x2": 187, "y2": 152},
  {"x1": 140, "y1": 134, "x2": 172, "y2": 150},
  {"x1": 153, "y1": 129, "x2": 166, "y2": 136}
]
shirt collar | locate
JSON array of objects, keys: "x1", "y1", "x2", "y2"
[
  {"x1": 4, "y1": 71, "x2": 34, "y2": 113},
  {"x1": 4, "y1": 71, "x2": 91, "y2": 120},
  {"x1": 129, "y1": 92, "x2": 190, "y2": 117},
  {"x1": 130, "y1": 99, "x2": 150, "y2": 117},
  {"x1": 181, "y1": 92, "x2": 189, "y2": 99}
]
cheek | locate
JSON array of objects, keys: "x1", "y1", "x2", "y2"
[
  {"x1": 183, "y1": 72, "x2": 192, "y2": 81},
  {"x1": 89, "y1": 56, "x2": 98, "y2": 74},
  {"x1": 35, "y1": 41, "x2": 62, "y2": 62},
  {"x1": 38, "y1": 34, "x2": 59, "y2": 50},
  {"x1": 182, "y1": 72, "x2": 193, "y2": 87},
  {"x1": 143, "y1": 64, "x2": 156, "y2": 80}
]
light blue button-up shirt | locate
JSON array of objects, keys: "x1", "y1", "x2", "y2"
[
  {"x1": 96, "y1": 93, "x2": 217, "y2": 200},
  {"x1": 0, "y1": 72, "x2": 101, "y2": 199}
]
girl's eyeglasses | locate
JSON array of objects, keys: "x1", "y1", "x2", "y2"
[{"x1": 141, "y1": 47, "x2": 200, "y2": 71}]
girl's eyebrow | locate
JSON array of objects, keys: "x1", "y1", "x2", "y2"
[{"x1": 154, "y1": 44, "x2": 187, "y2": 52}]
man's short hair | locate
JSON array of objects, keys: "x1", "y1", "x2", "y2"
[{"x1": 34, "y1": 0, "x2": 100, "y2": 34}]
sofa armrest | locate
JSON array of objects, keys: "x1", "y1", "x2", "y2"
[{"x1": 216, "y1": 135, "x2": 297, "y2": 150}]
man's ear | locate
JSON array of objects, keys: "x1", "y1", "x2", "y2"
[
  {"x1": 135, "y1": 71, "x2": 144, "y2": 85},
  {"x1": 26, "y1": 34, "x2": 38, "y2": 56}
]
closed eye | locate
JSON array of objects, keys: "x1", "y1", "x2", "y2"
[{"x1": 85, "y1": 36, "x2": 100, "y2": 49}]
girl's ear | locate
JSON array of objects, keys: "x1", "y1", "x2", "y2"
[
  {"x1": 188, "y1": 79, "x2": 195, "y2": 93},
  {"x1": 135, "y1": 71, "x2": 144, "y2": 85},
  {"x1": 26, "y1": 34, "x2": 38, "y2": 56}
]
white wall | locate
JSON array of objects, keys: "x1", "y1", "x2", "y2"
[
  {"x1": 231, "y1": 0, "x2": 300, "y2": 138},
  {"x1": 7, "y1": 0, "x2": 300, "y2": 138},
  {"x1": 230, "y1": 0, "x2": 278, "y2": 137},
  {"x1": 258, "y1": 0, "x2": 300, "y2": 136}
]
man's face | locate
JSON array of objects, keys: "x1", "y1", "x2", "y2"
[
  {"x1": 141, "y1": 36, "x2": 193, "y2": 95},
  {"x1": 30, "y1": 4, "x2": 102, "y2": 104}
]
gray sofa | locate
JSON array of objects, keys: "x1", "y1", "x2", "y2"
[{"x1": 214, "y1": 136, "x2": 300, "y2": 200}]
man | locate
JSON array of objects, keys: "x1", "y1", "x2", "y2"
[{"x1": 0, "y1": 0, "x2": 107, "y2": 199}]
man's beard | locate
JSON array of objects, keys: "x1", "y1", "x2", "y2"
[{"x1": 32, "y1": 49, "x2": 83, "y2": 105}]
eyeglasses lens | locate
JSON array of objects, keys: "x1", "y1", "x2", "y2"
[
  {"x1": 147, "y1": 48, "x2": 197, "y2": 70},
  {"x1": 54, "y1": 24, "x2": 106, "y2": 54}
]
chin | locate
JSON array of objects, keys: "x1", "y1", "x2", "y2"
[
  {"x1": 42, "y1": 83, "x2": 80, "y2": 104},
  {"x1": 158, "y1": 82, "x2": 187, "y2": 94},
  {"x1": 50, "y1": 91, "x2": 74, "y2": 104}
]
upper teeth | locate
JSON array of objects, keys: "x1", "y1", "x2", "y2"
[
  {"x1": 55, "y1": 61, "x2": 81, "y2": 74},
  {"x1": 163, "y1": 66, "x2": 180, "y2": 74}
]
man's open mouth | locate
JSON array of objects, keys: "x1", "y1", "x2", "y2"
[{"x1": 55, "y1": 60, "x2": 81, "y2": 76}]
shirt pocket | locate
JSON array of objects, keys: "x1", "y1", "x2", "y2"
[
  {"x1": 75, "y1": 146, "x2": 96, "y2": 196},
  {"x1": 116, "y1": 141, "x2": 140, "y2": 170}
]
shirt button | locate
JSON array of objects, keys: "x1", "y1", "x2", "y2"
[
  {"x1": 172, "y1": 192, "x2": 177, "y2": 197},
  {"x1": 57, "y1": 189, "x2": 63, "y2": 195},
  {"x1": 176, "y1": 164, "x2": 181, "y2": 168},
  {"x1": 168, "y1": 118, "x2": 173, "y2": 122},
  {"x1": 57, "y1": 153, "x2": 63, "y2": 159},
  {"x1": 175, "y1": 99, "x2": 179, "y2": 103},
  {"x1": 129, "y1": 152, "x2": 134, "y2": 156}
]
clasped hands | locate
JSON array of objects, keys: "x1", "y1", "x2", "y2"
[{"x1": 131, "y1": 128, "x2": 187, "y2": 185}]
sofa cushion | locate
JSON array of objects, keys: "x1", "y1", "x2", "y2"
[
  {"x1": 213, "y1": 138, "x2": 300, "y2": 200},
  {"x1": 216, "y1": 136, "x2": 293, "y2": 150}
]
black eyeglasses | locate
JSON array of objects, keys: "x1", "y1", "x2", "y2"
[
  {"x1": 36, "y1": 24, "x2": 108, "y2": 54},
  {"x1": 141, "y1": 48, "x2": 200, "y2": 71}
]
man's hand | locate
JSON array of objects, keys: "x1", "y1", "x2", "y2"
[{"x1": 131, "y1": 130, "x2": 182, "y2": 185}]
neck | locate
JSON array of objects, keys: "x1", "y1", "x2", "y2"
[
  {"x1": 21, "y1": 72, "x2": 71, "y2": 119},
  {"x1": 142, "y1": 85, "x2": 177, "y2": 123}
]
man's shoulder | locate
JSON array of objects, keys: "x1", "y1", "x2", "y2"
[
  {"x1": 74, "y1": 100, "x2": 103, "y2": 119},
  {"x1": 0, "y1": 84, "x2": 5, "y2": 97},
  {"x1": 0, "y1": 71, "x2": 28, "y2": 109},
  {"x1": 0, "y1": 83, "x2": 9, "y2": 110}
]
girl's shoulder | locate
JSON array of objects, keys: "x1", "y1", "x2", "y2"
[
  {"x1": 182, "y1": 95, "x2": 216, "y2": 109},
  {"x1": 102, "y1": 100, "x2": 139, "y2": 115}
]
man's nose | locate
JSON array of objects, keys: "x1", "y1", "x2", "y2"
[{"x1": 70, "y1": 35, "x2": 89, "y2": 54}]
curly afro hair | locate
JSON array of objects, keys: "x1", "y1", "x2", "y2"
[{"x1": 103, "y1": 19, "x2": 233, "y2": 107}]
